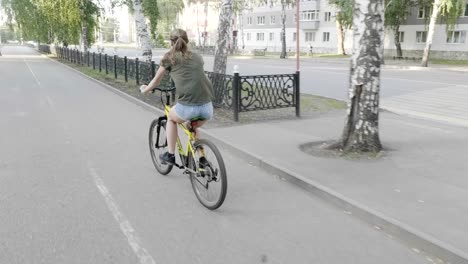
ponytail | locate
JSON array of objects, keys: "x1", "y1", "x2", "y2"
[{"x1": 162, "y1": 34, "x2": 192, "y2": 66}]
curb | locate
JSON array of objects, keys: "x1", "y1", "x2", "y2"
[{"x1": 52, "y1": 57, "x2": 468, "y2": 264}]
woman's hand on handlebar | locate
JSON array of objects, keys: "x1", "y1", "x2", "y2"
[{"x1": 140, "y1": 85, "x2": 152, "y2": 95}]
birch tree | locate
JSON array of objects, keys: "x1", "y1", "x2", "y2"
[
  {"x1": 132, "y1": 0, "x2": 153, "y2": 62},
  {"x1": 330, "y1": 0, "x2": 353, "y2": 55},
  {"x1": 421, "y1": 0, "x2": 465, "y2": 66},
  {"x1": 333, "y1": 0, "x2": 385, "y2": 153},
  {"x1": 384, "y1": 0, "x2": 412, "y2": 58},
  {"x1": 213, "y1": 0, "x2": 234, "y2": 75}
]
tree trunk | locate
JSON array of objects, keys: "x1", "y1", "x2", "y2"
[
  {"x1": 239, "y1": 13, "x2": 245, "y2": 50},
  {"x1": 213, "y1": 0, "x2": 233, "y2": 75},
  {"x1": 339, "y1": 0, "x2": 384, "y2": 153},
  {"x1": 203, "y1": 0, "x2": 209, "y2": 48},
  {"x1": 197, "y1": 5, "x2": 202, "y2": 47},
  {"x1": 336, "y1": 18, "x2": 346, "y2": 55},
  {"x1": 421, "y1": 0, "x2": 441, "y2": 67},
  {"x1": 132, "y1": 0, "x2": 152, "y2": 62},
  {"x1": 280, "y1": 1, "x2": 287, "y2": 59},
  {"x1": 393, "y1": 26, "x2": 402, "y2": 57},
  {"x1": 82, "y1": 26, "x2": 89, "y2": 53}
]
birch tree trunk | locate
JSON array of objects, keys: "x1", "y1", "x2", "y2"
[
  {"x1": 338, "y1": 0, "x2": 384, "y2": 153},
  {"x1": 213, "y1": 0, "x2": 233, "y2": 75},
  {"x1": 203, "y1": 0, "x2": 209, "y2": 48},
  {"x1": 197, "y1": 5, "x2": 202, "y2": 47},
  {"x1": 421, "y1": 0, "x2": 441, "y2": 67},
  {"x1": 336, "y1": 19, "x2": 346, "y2": 55},
  {"x1": 81, "y1": 25, "x2": 89, "y2": 53},
  {"x1": 280, "y1": 0, "x2": 287, "y2": 59},
  {"x1": 239, "y1": 13, "x2": 245, "y2": 50},
  {"x1": 393, "y1": 26, "x2": 403, "y2": 57},
  {"x1": 132, "y1": 0, "x2": 153, "y2": 62},
  {"x1": 212, "y1": 0, "x2": 233, "y2": 106}
]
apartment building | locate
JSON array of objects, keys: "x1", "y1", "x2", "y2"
[{"x1": 240, "y1": 0, "x2": 468, "y2": 59}]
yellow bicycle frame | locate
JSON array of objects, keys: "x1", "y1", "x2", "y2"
[{"x1": 164, "y1": 105, "x2": 197, "y2": 163}]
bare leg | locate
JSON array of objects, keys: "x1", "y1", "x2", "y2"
[{"x1": 167, "y1": 106, "x2": 185, "y2": 154}]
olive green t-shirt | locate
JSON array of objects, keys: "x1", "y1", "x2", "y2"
[{"x1": 161, "y1": 52, "x2": 214, "y2": 105}]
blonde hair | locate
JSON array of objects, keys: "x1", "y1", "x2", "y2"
[{"x1": 162, "y1": 29, "x2": 191, "y2": 66}]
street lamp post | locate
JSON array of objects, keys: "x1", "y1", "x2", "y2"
[{"x1": 296, "y1": 0, "x2": 300, "y2": 72}]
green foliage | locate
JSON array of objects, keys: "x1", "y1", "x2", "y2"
[
  {"x1": 142, "y1": 0, "x2": 159, "y2": 39},
  {"x1": 439, "y1": 0, "x2": 465, "y2": 30},
  {"x1": 384, "y1": 0, "x2": 414, "y2": 30},
  {"x1": 0, "y1": 0, "x2": 100, "y2": 45},
  {"x1": 156, "y1": 0, "x2": 185, "y2": 36},
  {"x1": 329, "y1": 0, "x2": 352, "y2": 29}
]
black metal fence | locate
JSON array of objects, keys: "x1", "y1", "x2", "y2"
[
  {"x1": 39, "y1": 45, "x2": 51, "y2": 54},
  {"x1": 55, "y1": 46, "x2": 300, "y2": 121}
]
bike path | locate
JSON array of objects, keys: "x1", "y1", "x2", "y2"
[
  {"x1": 207, "y1": 110, "x2": 468, "y2": 263},
  {"x1": 0, "y1": 45, "x2": 430, "y2": 263}
]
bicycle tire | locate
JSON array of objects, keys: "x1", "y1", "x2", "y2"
[
  {"x1": 189, "y1": 139, "x2": 227, "y2": 210},
  {"x1": 148, "y1": 119, "x2": 173, "y2": 175}
]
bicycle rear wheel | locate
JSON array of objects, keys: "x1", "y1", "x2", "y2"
[
  {"x1": 149, "y1": 119, "x2": 173, "y2": 175},
  {"x1": 188, "y1": 139, "x2": 227, "y2": 210}
]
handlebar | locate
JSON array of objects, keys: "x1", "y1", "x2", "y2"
[{"x1": 151, "y1": 86, "x2": 176, "y2": 93}]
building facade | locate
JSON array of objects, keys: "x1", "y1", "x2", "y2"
[{"x1": 240, "y1": 0, "x2": 468, "y2": 59}]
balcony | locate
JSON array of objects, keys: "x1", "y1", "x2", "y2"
[{"x1": 300, "y1": 21, "x2": 320, "y2": 30}]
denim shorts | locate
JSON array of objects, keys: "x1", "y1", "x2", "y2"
[{"x1": 175, "y1": 102, "x2": 213, "y2": 121}]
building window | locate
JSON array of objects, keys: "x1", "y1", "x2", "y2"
[
  {"x1": 416, "y1": 31, "x2": 427, "y2": 43},
  {"x1": 293, "y1": 32, "x2": 297, "y2": 42},
  {"x1": 247, "y1": 17, "x2": 252, "y2": 25},
  {"x1": 257, "y1": 33, "x2": 265, "y2": 41},
  {"x1": 447, "y1": 31, "x2": 466, "y2": 43},
  {"x1": 324, "y1": 12, "x2": 332, "y2": 22},
  {"x1": 300, "y1": 10, "x2": 320, "y2": 21},
  {"x1": 270, "y1": 16, "x2": 276, "y2": 24},
  {"x1": 417, "y1": 7, "x2": 430, "y2": 19},
  {"x1": 269, "y1": 32, "x2": 274, "y2": 41},
  {"x1": 247, "y1": 33, "x2": 251, "y2": 41},
  {"x1": 398, "y1": 31, "x2": 405, "y2": 43},
  {"x1": 305, "y1": 32, "x2": 315, "y2": 42},
  {"x1": 323, "y1": 32, "x2": 330, "y2": 42},
  {"x1": 257, "y1": 16, "x2": 265, "y2": 25}
]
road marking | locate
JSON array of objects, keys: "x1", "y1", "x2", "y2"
[
  {"x1": 46, "y1": 96, "x2": 55, "y2": 109},
  {"x1": 24, "y1": 58, "x2": 42, "y2": 87},
  {"x1": 89, "y1": 164, "x2": 156, "y2": 264}
]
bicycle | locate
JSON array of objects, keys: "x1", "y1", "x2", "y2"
[{"x1": 148, "y1": 87, "x2": 227, "y2": 210}]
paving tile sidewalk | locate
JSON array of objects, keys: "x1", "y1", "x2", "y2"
[{"x1": 206, "y1": 111, "x2": 468, "y2": 261}]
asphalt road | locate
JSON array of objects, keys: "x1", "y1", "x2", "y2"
[{"x1": 1, "y1": 46, "x2": 431, "y2": 263}]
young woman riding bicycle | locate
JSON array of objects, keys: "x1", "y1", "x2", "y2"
[{"x1": 140, "y1": 29, "x2": 214, "y2": 165}]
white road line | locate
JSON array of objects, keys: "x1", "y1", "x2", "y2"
[
  {"x1": 46, "y1": 96, "x2": 55, "y2": 108},
  {"x1": 24, "y1": 58, "x2": 42, "y2": 87},
  {"x1": 88, "y1": 164, "x2": 156, "y2": 264}
]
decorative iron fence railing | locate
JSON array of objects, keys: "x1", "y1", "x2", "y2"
[{"x1": 54, "y1": 46, "x2": 300, "y2": 121}]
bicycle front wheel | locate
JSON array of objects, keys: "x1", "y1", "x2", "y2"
[
  {"x1": 189, "y1": 139, "x2": 227, "y2": 210},
  {"x1": 149, "y1": 119, "x2": 173, "y2": 175}
]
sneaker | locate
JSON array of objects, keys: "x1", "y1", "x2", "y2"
[
  {"x1": 199, "y1": 156, "x2": 209, "y2": 168},
  {"x1": 159, "y1": 152, "x2": 175, "y2": 165}
]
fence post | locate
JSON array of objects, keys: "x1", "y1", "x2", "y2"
[
  {"x1": 105, "y1": 54, "x2": 108, "y2": 74},
  {"x1": 135, "y1": 58, "x2": 140, "y2": 85},
  {"x1": 295, "y1": 71, "x2": 301, "y2": 118},
  {"x1": 114, "y1": 55, "x2": 118, "y2": 79},
  {"x1": 87, "y1": 52, "x2": 90, "y2": 67},
  {"x1": 151, "y1": 61, "x2": 156, "y2": 79},
  {"x1": 233, "y1": 65, "x2": 240, "y2": 122},
  {"x1": 99, "y1": 53, "x2": 102, "y2": 72},
  {"x1": 124, "y1": 56, "x2": 128, "y2": 82},
  {"x1": 93, "y1": 52, "x2": 96, "y2": 70}
]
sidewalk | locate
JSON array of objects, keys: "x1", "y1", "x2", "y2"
[{"x1": 204, "y1": 111, "x2": 468, "y2": 264}]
